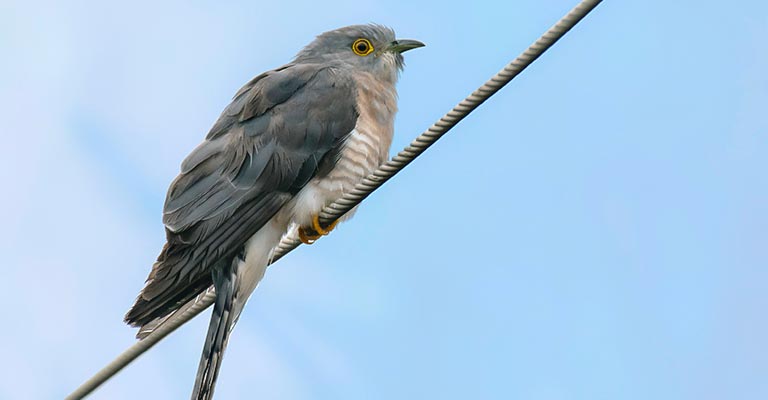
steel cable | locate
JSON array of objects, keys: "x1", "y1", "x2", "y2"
[{"x1": 67, "y1": 1, "x2": 603, "y2": 398}]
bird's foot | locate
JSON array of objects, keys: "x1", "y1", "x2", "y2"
[{"x1": 298, "y1": 215, "x2": 339, "y2": 245}]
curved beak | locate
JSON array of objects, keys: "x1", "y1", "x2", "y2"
[{"x1": 389, "y1": 39, "x2": 425, "y2": 54}]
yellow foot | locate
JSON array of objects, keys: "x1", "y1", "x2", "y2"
[
  {"x1": 312, "y1": 214, "x2": 339, "y2": 235},
  {"x1": 298, "y1": 228, "x2": 321, "y2": 244},
  {"x1": 298, "y1": 215, "x2": 339, "y2": 245}
]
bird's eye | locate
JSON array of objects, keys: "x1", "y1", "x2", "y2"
[{"x1": 352, "y1": 38, "x2": 374, "y2": 56}]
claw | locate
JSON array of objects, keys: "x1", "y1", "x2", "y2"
[
  {"x1": 298, "y1": 215, "x2": 338, "y2": 245},
  {"x1": 298, "y1": 227, "x2": 321, "y2": 244},
  {"x1": 298, "y1": 229, "x2": 319, "y2": 244},
  {"x1": 312, "y1": 215, "x2": 338, "y2": 235}
]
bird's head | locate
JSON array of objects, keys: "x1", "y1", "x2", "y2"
[{"x1": 294, "y1": 24, "x2": 424, "y2": 83}]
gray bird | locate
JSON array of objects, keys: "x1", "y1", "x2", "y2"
[{"x1": 124, "y1": 24, "x2": 423, "y2": 399}]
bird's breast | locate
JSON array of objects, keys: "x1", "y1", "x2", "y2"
[
  {"x1": 288, "y1": 76, "x2": 398, "y2": 226},
  {"x1": 323, "y1": 75, "x2": 398, "y2": 191}
]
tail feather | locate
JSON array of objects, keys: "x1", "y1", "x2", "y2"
[
  {"x1": 136, "y1": 287, "x2": 215, "y2": 340},
  {"x1": 191, "y1": 258, "x2": 240, "y2": 400},
  {"x1": 190, "y1": 216, "x2": 286, "y2": 399}
]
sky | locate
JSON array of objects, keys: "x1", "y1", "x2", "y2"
[{"x1": 1, "y1": 0, "x2": 767, "y2": 399}]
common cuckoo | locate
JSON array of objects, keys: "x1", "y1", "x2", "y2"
[{"x1": 124, "y1": 24, "x2": 423, "y2": 399}]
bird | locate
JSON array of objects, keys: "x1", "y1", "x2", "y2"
[{"x1": 123, "y1": 24, "x2": 423, "y2": 399}]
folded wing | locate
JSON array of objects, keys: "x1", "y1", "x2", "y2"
[{"x1": 125, "y1": 64, "x2": 358, "y2": 327}]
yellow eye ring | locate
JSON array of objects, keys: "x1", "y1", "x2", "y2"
[{"x1": 352, "y1": 38, "x2": 374, "y2": 56}]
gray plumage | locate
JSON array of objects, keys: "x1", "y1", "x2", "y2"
[
  {"x1": 124, "y1": 24, "x2": 423, "y2": 399},
  {"x1": 125, "y1": 64, "x2": 358, "y2": 325}
]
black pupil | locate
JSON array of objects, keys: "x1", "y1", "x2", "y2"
[{"x1": 357, "y1": 42, "x2": 367, "y2": 52}]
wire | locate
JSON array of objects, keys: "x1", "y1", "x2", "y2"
[{"x1": 66, "y1": 1, "x2": 603, "y2": 398}]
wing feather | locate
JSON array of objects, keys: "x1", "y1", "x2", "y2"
[{"x1": 125, "y1": 64, "x2": 358, "y2": 326}]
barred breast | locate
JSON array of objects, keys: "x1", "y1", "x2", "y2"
[{"x1": 289, "y1": 73, "x2": 398, "y2": 227}]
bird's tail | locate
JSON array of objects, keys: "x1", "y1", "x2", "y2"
[
  {"x1": 191, "y1": 258, "x2": 240, "y2": 400},
  {"x1": 190, "y1": 219, "x2": 286, "y2": 400}
]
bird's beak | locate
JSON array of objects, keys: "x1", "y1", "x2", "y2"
[{"x1": 388, "y1": 39, "x2": 425, "y2": 54}]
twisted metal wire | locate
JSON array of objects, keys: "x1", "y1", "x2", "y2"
[{"x1": 67, "y1": 1, "x2": 603, "y2": 398}]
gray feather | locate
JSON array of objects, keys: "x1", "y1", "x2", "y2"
[
  {"x1": 125, "y1": 64, "x2": 359, "y2": 327},
  {"x1": 191, "y1": 256, "x2": 240, "y2": 400}
]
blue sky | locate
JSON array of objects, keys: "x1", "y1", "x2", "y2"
[{"x1": 1, "y1": 0, "x2": 767, "y2": 399}]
